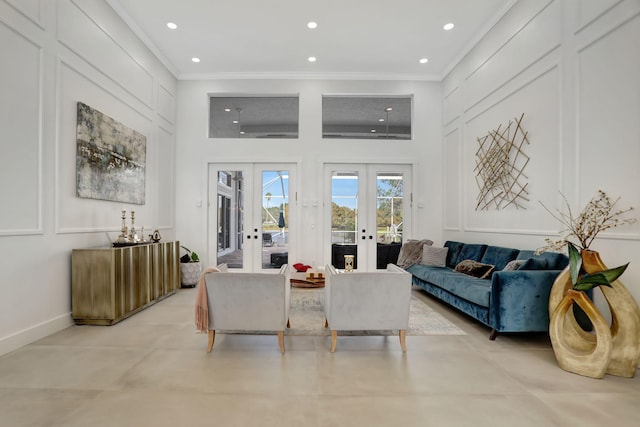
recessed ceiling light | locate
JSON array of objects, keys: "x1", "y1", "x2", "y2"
[
  {"x1": 307, "y1": 21, "x2": 318, "y2": 29},
  {"x1": 232, "y1": 120, "x2": 239, "y2": 124},
  {"x1": 191, "y1": 57, "x2": 200, "y2": 63},
  {"x1": 308, "y1": 56, "x2": 317, "y2": 62},
  {"x1": 379, "y1": 118, "x2": 385, "y2": 122},
  {"x1": 419, "y1": 58, "x2": 429, "y2": 64},
  {"x1": 371, "y1": 129, "x2": 377, "y2": 133},
  {"x1": 443, "y1": 23, "x2": 454, "y2": 31},
  {"x1": 224, "y1": 108, "x2": 231, "y2": 112},
  {"x1": 385, "y1": 107, "x2": 393, "y2": 112},
  {"x1": 167, "y1": 22, "x2": 177, "y2": 30}
]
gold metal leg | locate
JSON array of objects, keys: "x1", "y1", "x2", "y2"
[
  {"x1": 207, "y1": 330, "x2": 215, "y2": 352},
  {"x1": 399, "y1": 329, "x2": 407, "y2": 352},
  {"x1": 278, "y1": 331, "x2": 285, "y2": 354},
  {"x1": 330, "y1": 330, "x2": 337, "y2": 353}
]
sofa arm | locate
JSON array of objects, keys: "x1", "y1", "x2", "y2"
[{"x1": 489, "y1": 270, "x2": 562, "y2": 333}]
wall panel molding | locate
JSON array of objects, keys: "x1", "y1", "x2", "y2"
[
  {"x1": 55, "y1": 60, "x2": 154, "y2": 234},
  {"x1": 575, "y1": 0, "x2": 624, "y2": 34},
  {"x1": 4, "y1": 0, "x2": 44, "y2": 30},
  {"x1": 157, "y1": 83, "x2": 176, "y2": 125},
  {"x1": 57, "y1": 0, "x2": 154, "y2": 109},
  {"x1": 443, "y1": 127, "x2": 462, "y2": 231},
  {"x1": 0, "y1": 20, "x2": 44, "y2": 236}
]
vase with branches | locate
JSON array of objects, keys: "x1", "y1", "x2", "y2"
[{"x1": 541, "y1": 190, "x2": 640, "y2": 378}]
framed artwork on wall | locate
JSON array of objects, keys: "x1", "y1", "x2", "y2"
[{"x1": 75, "y1": 102, "x2": 146, "y2": 204}]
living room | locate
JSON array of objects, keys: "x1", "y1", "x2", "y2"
[{"x1": 1, "y1": 0, "x2": 639, "y2": 424}]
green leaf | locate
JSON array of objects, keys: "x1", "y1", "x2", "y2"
[
  {"x1": 573, "y1": 263, "x2": 629, "y2": 291},
  {"x1": 567, "y1": 242, "x2": 582, "y2": 286}
]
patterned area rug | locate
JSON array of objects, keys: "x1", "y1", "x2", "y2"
[{"x1": 285, "y1": 288, "x2": 465, "y2": 336}]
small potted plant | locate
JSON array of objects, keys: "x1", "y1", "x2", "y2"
[{"x1": 180, "y1": 246, "x2": 201, "y2": 288}]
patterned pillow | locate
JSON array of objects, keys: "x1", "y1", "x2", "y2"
[
  {"x1": 454, "y1": 259, "x2": 495, "y2": 279},
  {"x1": 397, "y1": 239, "x2": 434, "y2": 268},
  {"x1": 420, "y1": 246, "x2": 448, "y2": 267}
]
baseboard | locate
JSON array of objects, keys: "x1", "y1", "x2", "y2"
[{"x1": 0, "y1": 313, "x2": 74, "y2": 356}]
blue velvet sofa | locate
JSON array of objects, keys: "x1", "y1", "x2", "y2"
[{"x1": 405, "y1": 241, "x2": 568, "y2": 340}]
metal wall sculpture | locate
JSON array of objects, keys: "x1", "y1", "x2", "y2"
[
  {"x1": 76, "y1": 102, "x2": 146, "y2": 204},
  {"x1": 474, "y1": 113, "x2": 530, "y2": 210}
]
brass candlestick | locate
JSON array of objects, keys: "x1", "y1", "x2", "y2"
[{"x1": 116, "y1": 209, "x2": 128, "y2": 243}]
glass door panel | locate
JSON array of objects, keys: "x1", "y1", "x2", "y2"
[
  {"x1": 330, "y1": 170, "x2": 359, "y2": 269},
  {"x1": 260, "y1": 169, "x2": 289, "y2": 269},
  {"x1": 375, "y1": 170, "x2": 406, "y2": 269},
  {"x1": 214, "y1": 169, "x2": 245, "y2": 269}
]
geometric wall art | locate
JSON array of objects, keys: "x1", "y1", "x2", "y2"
[
  {"x1": 474, "y1": 113, "x2": 530, "y2": 210},
  {"x1": 76, "y1": 102, "x2": 146, "y2": 204}
]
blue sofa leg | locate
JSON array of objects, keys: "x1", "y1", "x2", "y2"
[{"x1": 489, "y1": 329, "x2": 498, "y2": 340}]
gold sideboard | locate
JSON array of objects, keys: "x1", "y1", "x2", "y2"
[{"x1": 72, "y1": 241, "x2": 180, "y2": 325}]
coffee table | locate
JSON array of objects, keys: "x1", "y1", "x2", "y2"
[{"x1": 290, "y1": 271, "x2": 325, "y2": 288}]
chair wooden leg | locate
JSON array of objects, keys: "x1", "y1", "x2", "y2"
[
  {"x1": 278, "y1": 331, "x2": 285, "y2": 354},
  {"x1": 207, "y1": 330, "x2": 215, "y2": 353},
  {"x1": 399, "y1": 329, "x2": 407, "y2": 352},
  {"x1": 330, "y1": 330, "x2": 337, "y2": 353}
]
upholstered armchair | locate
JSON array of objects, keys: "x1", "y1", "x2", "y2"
[
  {"x1": 204, "y1": 264, "x2": 290, "y2": 353},
  {"x1": 324, "y1": 264, "x2": 412, "y2": 352}
]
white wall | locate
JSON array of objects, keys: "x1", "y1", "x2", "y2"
[
  {"x1": 175, "y1": 79, "x2": 443, "y2": 269},
  {"x1": 0, "y1": 0, "x2": 177, "y2": 355},
  {"x1": 442, "y1": 0, "x2": 640, "y2": 306}
]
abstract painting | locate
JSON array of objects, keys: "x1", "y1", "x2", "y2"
[
  {"x1": 76, "y1": 102, "x2": 146, "y2": 204},
  {"x1": 474, "y1": 113, "x2": 530, "y2": 210}
]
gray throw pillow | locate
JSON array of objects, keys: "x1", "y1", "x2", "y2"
[{"x1": 421, "y1": 246, "x2": 448, "y2": 267}]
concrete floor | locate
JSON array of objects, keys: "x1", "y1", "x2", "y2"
[{"x1": 0, "y1": 287, "x2": 638, "y2": 427}]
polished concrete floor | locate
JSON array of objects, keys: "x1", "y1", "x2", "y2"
[{"x1": 0, "y1": 287, "x2": 638, "y2": 427}]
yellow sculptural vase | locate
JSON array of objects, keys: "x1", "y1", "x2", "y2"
[{"x1": 548, "y1": 250, "x2": 640, "y2": 378}]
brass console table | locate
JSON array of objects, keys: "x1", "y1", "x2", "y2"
[{"x1": 71, "y1": 241, "x2": 180, "y2": 325}]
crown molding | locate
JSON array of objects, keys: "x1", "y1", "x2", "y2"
[{"x1": 178, "y1": 71, "x2": 442, "y2": 82}]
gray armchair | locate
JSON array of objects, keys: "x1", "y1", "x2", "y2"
[
  {"x1": 324, "y1": 264, "x2": 412, "y2": 352},
  {"x1": 204, "y1": 264, "x2": 290, "y2": 353}
]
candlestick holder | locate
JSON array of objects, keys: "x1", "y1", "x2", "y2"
[{"x1": 115, "y1": 209, "x2": 128, "y2": 243}]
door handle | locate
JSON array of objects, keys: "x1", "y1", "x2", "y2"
[
  {"x1": 369, "y1": 236, "x2": 373, "y2": 239},
  {"x1": 362, "y1": 236, "x2": 366, "y2": 240}
]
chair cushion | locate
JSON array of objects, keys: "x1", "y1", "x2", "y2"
[{"x1": 481, "y1": 246, "x2": 520, "y2": 271}]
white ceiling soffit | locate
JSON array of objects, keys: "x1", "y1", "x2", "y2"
[{"x1": 106, "y1": 0, "x2": 516, "y2": 81}]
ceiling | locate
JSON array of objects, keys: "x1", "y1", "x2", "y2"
[{"x1": 107, "y1": 0, "x2": 515, "y2": 81}]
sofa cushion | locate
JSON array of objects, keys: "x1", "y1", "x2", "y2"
[
  {"x1": 396, "y1": 239, "x2": 433, "y2": 268},
  {"x1": 439, "y1": 270, "x2": 492, "y2": 307},
  {"x1": 457, "y1": 244, "x2": 488, "y2": 264},
  {"x1": 421, "y1": 246, "x2": 448, "y2": 267},
  {"x1": 444, "y1": 241, "x2": 465, "y2": 268},
  {"x1": 406, "y1": 264, "x2": 446, "y2": 285},
  {"x1": 454, "y1": 259, "x2": 494, "y2": 279},
  {"x1": 517, "y1": 250, "x2": 569, "y2": 270},
  {"x1": 518, "y1": 257, "x2": 548, "y2": 270},
  {"x1": 481, "y1": 246, "x2": 520, "y2": 271}
]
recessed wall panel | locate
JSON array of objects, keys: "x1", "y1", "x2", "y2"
[
  {"x1": 444, "y1": 86, "x2": 461, "y2": 126},
  {"x1": 463, "y1": 67, "x2": 561, "y2": 233},
  {"x1": 5, "y1": 0, "x2": 42, "y2": 28},
  {"x1": 158, "y1": 84, "x2": 175, "y2": 124},
  {"x1": 577, "y1": 15, "x2": 640, "y2": 230},
  {"x1": 577, "y1": 0, "x2": 622, "y2": 30},
  {"x1": 0, "y1": 22, "x2": 41, "y2": 234},
  {"x1": 57, "y1": 62, "x2": 153, "y2": 234},
  {"x1": 157, "y1": 127, "x2": 175, "y2": 229},
  {"x1": 443, "y1": 129, "x2": 461, "y2": 230},
  {"x1": 464, "y1": 0, "x2": 562, "y2": 112},
  {"x1": 57, "y1": 0, "x2": 153, "y2": 107}
]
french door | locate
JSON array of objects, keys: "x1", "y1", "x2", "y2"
[
  {"x1": 208, "y1": 163, "x2": 296, "y2": 272},
  {"x1": 324, "y1": 163, "x2": 412, "y2": 271}
]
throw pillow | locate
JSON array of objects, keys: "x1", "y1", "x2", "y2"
[
  {"x1": 420, "y1": 246, "x2": 448, "y2": 267},
  {"x1": 397, "y1": 239, "x2": 434, "y2": 268},
  {"x1": 454, "y1": 259, "x2": 495, "y2": 279},
  {"x1": 503, "y1": 259, "x2": 525, "y2": 271},
  {"x1": 518, "y1": 258, "x2": 548, "y2": 270}
]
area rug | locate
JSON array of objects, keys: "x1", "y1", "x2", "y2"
[{"x1": 283, "y1": 288, "x2": 465, "y2": 336}]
